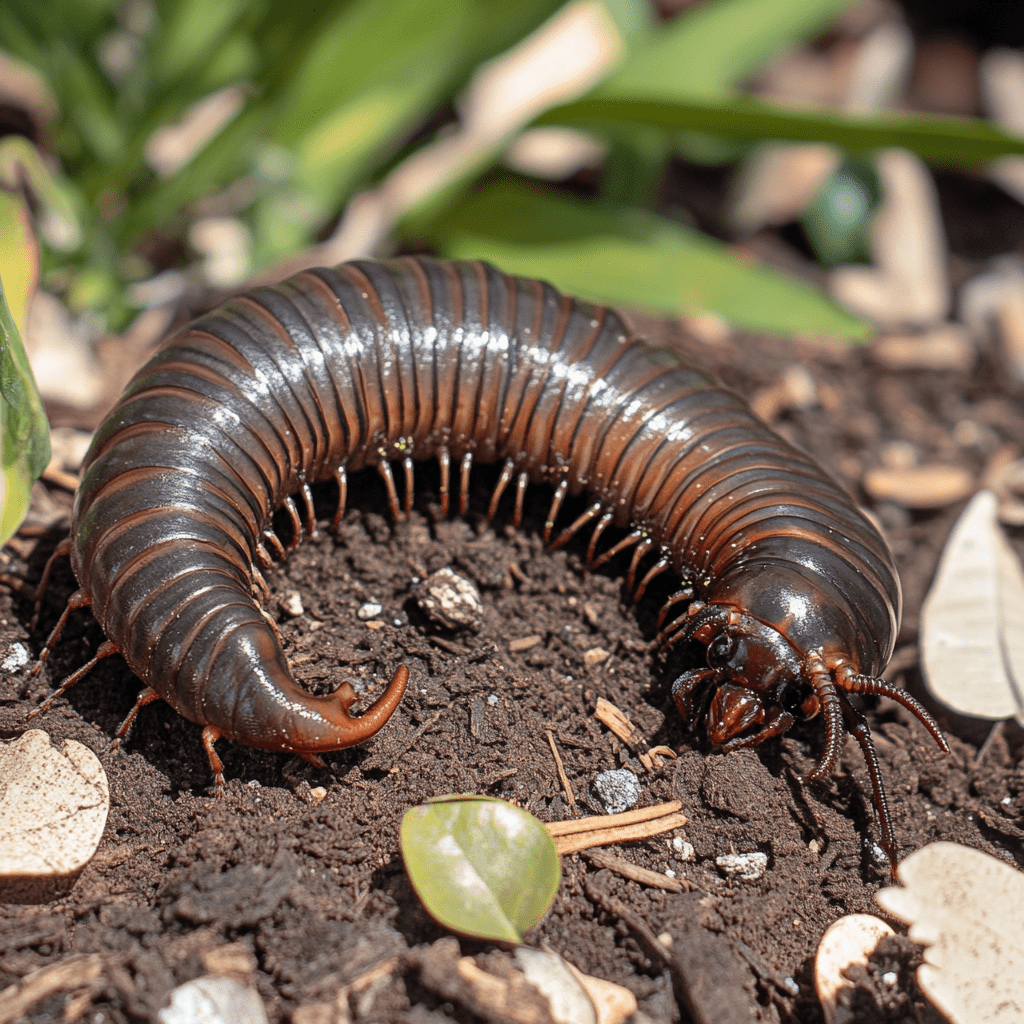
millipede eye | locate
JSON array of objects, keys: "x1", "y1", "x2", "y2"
[{"x1": 707, "y1": 634, "x2": 736, "y2": 668}]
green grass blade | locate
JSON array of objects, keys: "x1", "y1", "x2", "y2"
[
  {"x1": 429, "y1": 179, "x2": 869, "y2": 340},
  {"x1": 536, "y1": 95, "x2": 1024, "y2": 163}
]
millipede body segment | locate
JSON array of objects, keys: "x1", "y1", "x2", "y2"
[{"x1": 34, "y1": 256, "x2": 948, "y2": 872}]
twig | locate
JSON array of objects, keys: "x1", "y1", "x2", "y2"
[
  {"x1": 546, "y1": 800, "x2": 682, "y2": 836},
  {"x1": 583, "y1": 849, "x2": 689, "y2": 892},
  {"x1": 545, "y1": 729, "x2": 576, "y2": 807}
]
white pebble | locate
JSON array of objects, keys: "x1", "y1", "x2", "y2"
[
  {"x1": 715, "y1": 852, "x2": 768, "y2": 881},
  {"x1": 356, "y1": 602, "x2": 383, "y2": 620},
  {"x1": 280, "y1": 591, "x2": 304, "y2": 617},
  {"x1": 2, "y1": 643, "x2": 30, "y2": 671},
  {"x1": 671, "y1": 838, "x2": 696, "y2": 862},
  {"x1": 157, "y1": 977, "x2": 269, "y2": 1024},
  {"x1": 882, "y1": 971, "x2": 898, "y2": 986},
  {"x1": 593, "y1": 769, "x2": 641, "y2": 814},
  {"x1": 415, "y1": 567, "x2": 483, "y2": 630},
  {"x1": 487, "y1": 694, "x2": 499, "y2": 706}
]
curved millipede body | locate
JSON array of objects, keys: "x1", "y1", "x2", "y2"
[{"x1": 33, "y1": 256, "x2": 947, "y2": 872}]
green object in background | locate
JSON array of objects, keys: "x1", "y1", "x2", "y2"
[
  {"x1": 433, "y1": 179, "x2": 871, "y2": 340},
  {"x1": 401, "y1": 795, "x2": 561, "y2": 944},
  {"x1": 0, "y1": 276, "x2": 50, "y2": 545},
  {"x1": 802, "y1": 161, "x2": 882, "y2": 267}
]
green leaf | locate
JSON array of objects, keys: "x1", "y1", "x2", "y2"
[
  {"x1": 802, "y1": 161, "x2": 881, "y2": 266},
  {"x1": 401, "y1": 795, "x2": 561, "y2": 944},
  {"x1": 537, "y1": 95, "x2": 1024, "y2": 164},
  {"x1": 429, "y1": 179, "x2": 870, "y2": 340},
  {"x1": 599, "y1": 0, "x2": 856, "y2": 100},
  {"x1": 0, "y1": 273, "x2": 50, "y2": 545}
]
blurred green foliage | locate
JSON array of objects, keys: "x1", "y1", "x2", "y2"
[{"x1": 2, "y1": 0, "x2": 1024, "y2": 342}]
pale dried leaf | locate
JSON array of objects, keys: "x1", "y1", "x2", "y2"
[
  {"x1": 920, "y1": 489, "x2": 1024, "y2": 724},
  {"x1": 815, "y1": 914, "x2": 895, "y2": 1024},
  {"x1": 875, "y1": 842, "x2": 1024, "y2": 1024}
]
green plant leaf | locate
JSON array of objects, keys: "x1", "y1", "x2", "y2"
[
  {"x1": 599, "y1": 0, "x2": 855, "y2": 100},
  {"x1": 537, "y1": 95, "x2": 1024, "y2": 164},
  {"x1": 429, "y1": 179, "x2": 870, "y2": 340},
  {"x1": 401, "y1": 795, "x2": 561, "y2": 944},
  {"x1": 0, "y1": 271, "x2": 50, "y2": 545}
]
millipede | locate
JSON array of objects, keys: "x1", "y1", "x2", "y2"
[{"x1": 28, "y1": 255, "x2": 948, "y2": 873}]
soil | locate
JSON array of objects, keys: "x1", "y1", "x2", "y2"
[{"x1": 3, "y1": 299, "x2": 1024, "y2": 1024}]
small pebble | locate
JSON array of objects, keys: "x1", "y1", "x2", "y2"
[
  {"x1": 2, "y1": 642, "x2": 30, "y2": 671},
  {"x1": 415, "y1": 567, "x2": 483, "y2": 631},
  {"x1": 308, "y1": 787, "x2": 327, "y2": 807},
  {"x1": 593, "y1": 769, "x2": 641, "y2": 814},
  {"x1": 487, "y1": 694, "x2": 499, "y2": 706},
  {"x1": 509, "y1": 634, "x2": 543, "y2": 653},
  {"x1": 882, "y1": 971, "x2": 898, "y2": 986},
  {"x1": 356, "y1": 602, "x2": 383, "y2": 621},
  {"x1": 671, "y1": 838, "x2": 696, "y2": 862},
  {"x1": 715, "y1": 852, "x2": 768, "y2": 881},
  {"x1": 157, "y1": 977, "x2": 269, "y2": 1024},
  {"x1": 657, "y1": 932, "x2": 674, "y2": 948},
  {"x1": 583, "y1": 647, "x2": 610, "y2": 667},
  {"x1": 280, "y1": 591, "x2": 304, "y2": 618},
  {"x1": 862, "y1": 464, "x2": 974, "y2": 508}
]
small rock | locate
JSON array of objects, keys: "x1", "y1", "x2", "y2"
[
  {"x1": 672, "y1": 837, "x2": 696, "y2": 862},
  {"x1": 715, "y1": 852, "x2": 768, "y2": 881},
  {"x1": 2, "y1": 642, "x2": 30, "y2": 671},
  {"x1": 280, "y1": 591, "x2": 304, "y2": 618},
  {"x1": 0, "y1": 730, "x2": 109, "y2": 902},
  {"x1": 415, "y1": 568, "x2": 483, "y2": 631},
  {"x1": 356, "y1": 602, "x2": 383, "y2": 621},
  {"x1": 509, "y1": 634, "x2": 543, "y2": 653},
  {"x1": 157, "y1": 976, "x2": 269, "y2": 1024},
  {"x1": 593, "y1": 769, "x2": 640, "y2": 814},
  {"x1": 862, "y1": 464, "x2": 974, "y2": 508},
  {"x1": 583, "y1": 647, "x2": 610, "y2": 668}
]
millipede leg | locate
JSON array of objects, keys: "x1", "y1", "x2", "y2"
[
  {"x1": 252, "y1": 565, "x2": 271, "y2": 602},
  {"x1": 551, "y1": 502, "x2": 603, "y2": 551},
  {"x1": 837, "y1": 691, "x2": 899, "y2": 877},
  {"x1": 590, "y1": 529, "x2": 643, "y2": 572},
  {"x1": 30, "y1": 589, "x2": 91, "y2": 677},
  {"x1": 378, "y1": 460, "x2": 402, "y2": 520},
  {"x1": 438, "y1": 448, "x2": 450, "y2": 515},
  {"x1": 31, "y1": 536, "x2": 73, "y2": 631},
  {"x1": 332, "y1": 467, "x2": 348, "y2": 532},
  {"x1": 656, "y1": 587, "x2": 695, "y2": 631},
  {"x1": 263, "y1": 528, "x2": 287, "y2": 561},
  {"x1": 107, "y1": 686, "x2": 162, "y2": 754},
  {"x1": 626, "y1": 537, "x2": 653, "y2": 593},
  {"x1": 284, "y1": 496, "x2": 303, "y2": 550},
  {"x1": 29, "y1": 638, "x2": 118, "y2": 719},
  {"x1": 634, "y1": 557, "x2": 669, "y2": 602},
  {"x1": 585, "y1": 512, "x2": 615, "y2": 569},
  {"x1": 403, "y1": 456, "x2": 415, "y2": 516},
  {"x1": 543, "y1": 479, "x2": 569, "y2": 545},
  {"x1": 300, "y1": 482, "x2": 318, "y2": 540},
  {"x1": 487, "y1": 459, "x2": 515, "y2": 520},
  {"x1": 201, "y1": 726, "x2": 226, "y2": 792},
  {"x1": 514, "y1": 472, "x2": 529, "y2": 528},
  {"x1": 459, "y1": 453, "x2": 473, "y2": 517}
]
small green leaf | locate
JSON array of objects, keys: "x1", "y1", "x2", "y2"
[
  {"x1": 802, "y1": 161, "x2": 881, "y2": 267},
  {"x1": 430, "y1": 179, "x2": 870, "y2": 340},
  {"x1": 537, "y1": 95, "x2": 1024, "y2": 164},
  {"x1": 0, "y1": 274, "x2": 50, "y2": 545},
  {"x1": 401, "y1": 795, "x2": 561, "y2": 944}
]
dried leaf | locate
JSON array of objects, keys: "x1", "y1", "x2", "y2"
[
  {"x1": 875, "y1": 842, "x2": 1024, "y2": 1024},
  {"x1": 920, "y1": 489, "x2": 1024, "y2": 724}
]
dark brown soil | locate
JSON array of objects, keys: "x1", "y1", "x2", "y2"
[{"x1": 2, "y1": 312, "x2": 1023, "y2": 1024}]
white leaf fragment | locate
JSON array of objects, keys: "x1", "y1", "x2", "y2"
[
  {"x1": 814, "y1": 914, "x2": 895, "y2": 1024},
  {"x1": 920, "y1": 489, "x2": 1024, "y2": 723},
  {"x1": 876, "y1": 842, "x2": 1024, "y2": 1024}
]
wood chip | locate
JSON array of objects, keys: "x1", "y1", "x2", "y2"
[
  {"x1": 509, "y1": 635, "x2": 542, "y2": 652},
  {"x1": 862, "y1": 465, "x2": 974, "y2": 508},
  {"x1": 871, "y1": 325, "x2": 975, "y2": 372},
  {"x1": 0, "y1": 954, "x2": 105, "y2": 1024}
]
